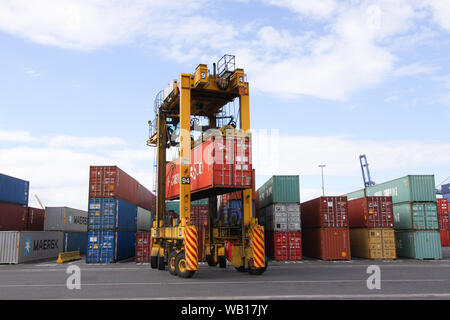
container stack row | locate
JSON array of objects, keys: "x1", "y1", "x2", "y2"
[
  {"x1": 257, "y1": 176, "x2": 302, "y2": 261},
  {"x1": 347, "y1": 196, "x2": 396, "y2": 260},
  {"x1": 0, "y1": 173, "x2": 45, "y2": 232},
  {"x1": 44, "y1": 206, "x2": 89, "y2": 255},
  {"x1": 437, "y1": 198, "x2": 450, "y2": 246},
  {"x1": 300, "y1": 196, "x2": 351, "y2": 261},
  {"x1": 87, "y1": 166, "x2": 155, "y2": 264},
  {"x1": 346, "y1": 175, "x2": 442, "y2": 260}
]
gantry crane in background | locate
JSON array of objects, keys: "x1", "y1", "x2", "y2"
[
  {"x1": 360, "y1": 154, "x2": 375, "y2": 188},
  {"x1": 147, "y1": 55, "x2": 266, "y2": 278}
]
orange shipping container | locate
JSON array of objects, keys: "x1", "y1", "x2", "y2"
[{"x1": 166, "y1": 136, "x2": 252, "y2": 200}]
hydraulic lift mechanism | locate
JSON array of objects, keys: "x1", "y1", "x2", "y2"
[{"x1": 147, "y1": 55, "x2": 267, "y2": 278}]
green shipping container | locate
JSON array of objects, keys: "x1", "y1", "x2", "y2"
[
  {"x1": 395, "y1": 230, "x2": 442, "y2": 259},
  {"x1": 393, "y1": 202, "x2": 439, "y2": 230},
  {"x1": 257, "y1": 176, "x2": 300, "y2": 209},
  {"x1": 365, "y1": 175, "x2": 436, "y2": 204},
  {"x1": 166, "y1": 201, "x2": 180, "y2": 214},
  {"x1": 343, "y1": 189, "x2": 366, "y2": 201}
]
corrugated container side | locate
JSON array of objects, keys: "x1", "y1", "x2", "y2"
[
  {"x1": 343, "y1": 189, "x2": 366, "y2": 201},
  {"x1": 349, "y1": 228, "x2": 396, "y2": 259},
  {"x1": 347, "y1": 197, "x2": 394, "y2": 228},
  {"x1": 265, "y1": 231, "x2": 302, "y2": 261},
  {"x1": 364, "y1": 175, "x2": 436, "y2": 203},
  {"x1": 258, "y1": 176, "x2": 300, "y2": 209},
  {"x1": 440, "y1": 230, "x2": 450, "y2": 246},
  {"x1": 166, "y1": 136, "x2": 252, "y2": 200},
  {"x1": 1, "y1": 231, "x2": 64, "y2": 264},
  {"x1": 88, "y1": 198, "x2": 137, "y2": 231},
  {"x1": 86, "y1": 230, "x2": 135, "y2": 263},
  {"x1": 44, "y1": 207, "x2": 88, "y2": 232},
  {"x1": 393, "y1": 202, "x2": 439, "y2": 230},
  {"x1": 136, "y1": 232, "x2": 151, "y2": 263},
  {"x1": 0, "y1": 231, "x2": 19, "y2": 264},
  {"x1": 27, "y1": 207, "x2": 45, "y2": 231},
  {"x1": 0, "y1": 173, "x2": 29, "y2": 206},
  {"x1": 89, "y1": 166, "x2": 139, "y2": 205},
  {"x1": 300, "y1": 197, "x2": 348, "y2": 228},
  {"x1": 301, "y1": 228, "x2": 351, "y2": 260},
  {"x1": 395, "y1": 230, "x2": 442, "y2": 259},
  {"x1": 137, "y1": 207, "x2": 152, "y2": 231},
  {"x1": 0, "y1": 202, "x2": 28, "y2": 231},
  {"x1": 441, "y1": 183, "x2": 450, "y2": 194},
  {"x1": 138, "y1": 184, "x2": 156, "y2": 213},
  {"x1": 437, "y1": 198, "x2": 448, "y2": 216},
  {"x1": 63, "y1": 232, "x2": 87, "y2": 254}
]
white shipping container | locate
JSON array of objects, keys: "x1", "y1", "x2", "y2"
[
  {"x1": 264, "y1": 203, "x2": 301, "y2": 231},
  {"x1": 0, "y1": 231, "x2": 64, "y2": 264},
  {"x1": 137, "y1": 207, "x2": 152, "y2": 231},
  {"x1": 44, "y1": 207, "x2": 88, "y2": 232}
]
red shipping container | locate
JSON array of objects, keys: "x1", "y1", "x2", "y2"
[
  {"x1": 136, "y1": 232, "x2": 151, "y2": 263},
  {"x1": 439, "y1": 214, "x2": 450, "y2": 230},
  {"x1": 0, "y1": 202, "x2": 28, "y2": 230},
  {"x1": 89, "y1": 166, "x2": 139, "y2": 205},
  {"x1": 302, "y1": 228, "x2": 351, "y2": 261},
  {"x1": 440, "y1": 230, "x2": 450, "y2": 247},
  {"x1": 221, "y1": 170, "x2": 257, "y2": 202},
  {"x1": 138, "y1": 183, "x2": 156, "y2": 213},
  {"x1": 347, "y1": 196, "x2": 394, "y2": 228},
  {"x1": 265, "y1": 231, "x2": 302, "y2": 261},
  {"x1": 301, "y1": 197, "x2": 348, "y2": 228},
  {"x1": 190, "y1": 205, "x2": 209, "y2": 262},
  {"x1": 27, "y1": 207, "x2": 45, "y2": 231},
  {"x1": 437, "y1": 198, "x2": 449, "y2": 216},
  {"x1": 166, "y1": 136, "x2": 252, "y2": 200}
]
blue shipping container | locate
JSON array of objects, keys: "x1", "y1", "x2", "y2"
[
  {"x1": 88, "y1": 198, "x2": 137, "y2": 231},
  {"x1": 86, "y1": 231, "x2": 135, "y2": 263},
  {"x1": 64, "y1": 232, "x2": 88, "y2": 255},
  {"x1": 443, "y1": 194, "x2": 450, "y2": 202},
  {"x1": 223, "y1": 200, "x2": 255, "y2": 226},
  {"x1": 441, "y1": 184, "x2": 450, "y2": 194},
  {"x1": 0, "y1": 173, "x2": 29, "y2": 206}
]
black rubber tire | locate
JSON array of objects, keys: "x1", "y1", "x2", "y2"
[
  {"x1": 219, "y1": 256, "x2": 227, "y2": 268},
  {"x1": 234, "y1": 266, "x2": 247, "y2": 272},
  {"x1": 168, "y1": 251, "x2": 178, "y2": 276},
  {"x1": 248, "y1": 257, "x2": 268, "y2": 276},
  {"x1": 150, "y1": 254, "x2": 158, "y2": 269},
  {"x1": 157, "y1": 249, "x2": 165, "y2": 270},
  {"x1": 206, "y1": 254, "x2": 218, "y2": 267},
  {"x1": 175, "y1": 251, "x2": 196, "y2": 278}
]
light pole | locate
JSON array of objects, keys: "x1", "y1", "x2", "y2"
[{"x1": 319, "y1": 165, "x2": 326, "y2": 196}]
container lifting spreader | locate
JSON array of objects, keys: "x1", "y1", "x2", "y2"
[{"x1": 147, "y1": 55, "x2": 267, "y2": 278}]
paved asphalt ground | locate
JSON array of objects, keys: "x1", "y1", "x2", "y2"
[{"x1": 0, "y1": 248, "x2": 449, "y2": 300}]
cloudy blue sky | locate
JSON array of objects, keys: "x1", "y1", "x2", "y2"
[{"x1": 1, "y1": 0, "x2": 450, "y2": 209}]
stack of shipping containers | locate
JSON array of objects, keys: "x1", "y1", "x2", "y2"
[
  {"x1": 347, "y1": 197, "x2": 396, "y2": 259},
  {"x1": 135, "y1": 206, "x2": 153, "y2": 263},
  {"x1": 437, "y1": 198, "x2": 450, "y2": 246},
  {"x1": 300, "y1": 196, "x2": 351, "y2": 260},
  {"x1": 0, "y1": 173, "x2": 45, "y2": 232},
  {"x1": 0, "y1": 173, "x2": 62, "y2": 264},
  {"x1": 257, "y1": 176, "x2": 302, "y2": 261},
  {"x1": 44, "y1": 207, "x2": 89, "y2": 254},
  {"x1": 346, "y1": 175, "x2": 442, "y2": 259},
  {"x1": 87, "y1": 166, "x2": 155, "y2": 263}
]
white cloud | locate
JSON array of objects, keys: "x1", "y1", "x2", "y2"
[
  {"x1": 1, "y1": 129, "x2": 450, "y2": 208},
  {"x1": 47, "y1": 135, "x2": 127, "y2": 149},
  {"x1": 261, "y1": 0, "x2": 337, "y2": 18},
  {"x1": 0, "y1": 0, "x2": 204, "y2": 51},
  {"x1": 394, "y1": 62, "x2": 438, "y2": 77},
  {"x1": 0, "y1": 130, "x2": 38, "y2": 142},
  {"x1": 0, "y1": 131, "x2": 155, "y2": 210},
  {"x1": 24, "y1": 68, "x2": 40, "y2": 78},
  {"x1": 0, "y1": 0, "x2": 445, "y2": 101},
  {"x1": 425, "y1": 0, "x2": 450, "y2": 32},
  {"x1": 252, "y1": 132, "x2": 450, "y2": 177}
]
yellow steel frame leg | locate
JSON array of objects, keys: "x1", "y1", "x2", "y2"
[{"x1": 179, "y1": 73, "x2": 197, "y2": 271}]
